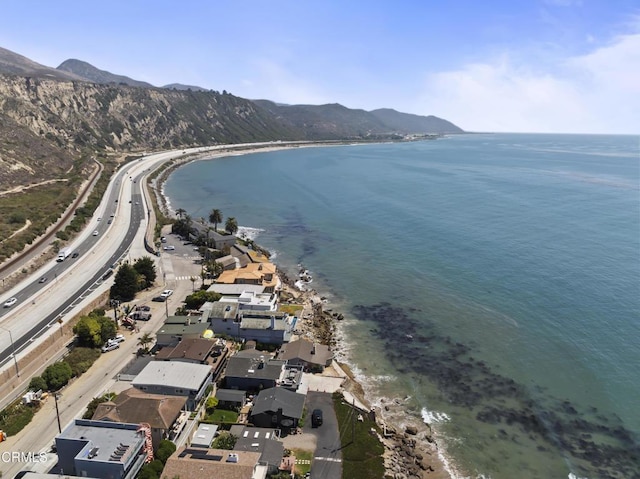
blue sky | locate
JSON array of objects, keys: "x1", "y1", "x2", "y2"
[{"x1": 1, "y1": 0, "x2": 638, "y2": 134}]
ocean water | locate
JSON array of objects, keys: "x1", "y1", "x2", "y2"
[{"x1": 164, "y1": 134, "x2": 640, "y2": 479}]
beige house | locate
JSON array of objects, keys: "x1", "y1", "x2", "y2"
[
  {"x1": 92, "y1": 388, "x2": 188, "y2": 449},
  {"x1": 277, "y1": 338, "x2": 333, "y2": 372},
  {"x1": 215, "y1": 262, "x2": 280, "y2": 292},
  {"x1": 162, "y1": 447, "x2": 265, "y2": 479}
]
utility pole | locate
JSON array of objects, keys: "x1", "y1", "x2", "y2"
[
  {"x1": 111, "y1": 299, "x2": 120, "y2": 326},
  {"x1": 54, "y1": 393, "x2": 62, "y2": 433},
  {"x1": 0, "y1": 326, "x2": 19, "y2": 377}
]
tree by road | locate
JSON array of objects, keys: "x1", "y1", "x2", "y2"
[
  {"x1": 42, "y1": 361, "x2": 73, "y2": 391},
  {"x1": 110, "y1": 263, "x2": 139, "y2": 302},
  {"x1": 137, "y1": 333, "x2": 154, "y2": 353},
  {"x1": 133, "y1": 256, "x2": 157, "y2": 289}
]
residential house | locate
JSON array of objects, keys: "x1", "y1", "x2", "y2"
[
  {"x1": 155, "y1": 315, "x2": 211, "y2": 348},
  {"x1": 215, "y1": 388, "x2": 247, "y2": 410},
  {"x1": 55, "y1": 419, "x2": 149, "y2": 479},
  {"x1": 190, "y1": 222, "x2": 237, "y2": 251},
  {"x1": 249, "y1": 387, "x2": 306, "y2": 432},
  {"x1": 224, "y1": 352, "x2": 285, "y2": 392},
  {"x1": 229, "y1": 425, "x2": 284, "y2": 475},
  {"x1": 277, "y1": 338, "x2": 333, "y2": 372},
  {"x1": 219, "y1": 291, "x2": 278, "y2": 312},
  {"x1": 206, "y1": 302, "x2": 294, "y2": 344},
  {"x1": 132, "y1": 361, "x2": 212, "y2": 411},
  {"x1": 92, "y1": 388, "x2": 188, "y2": 449},
  {"x1": 161, "y1": 447, "x2": 266, "y2": 479},
  {"x1": 155, "y1": 337, "x2": 228, "y2": 380},
  {"x1": 190, "y1": 423, "x2": 218, "y2": 448},
  {"x1": 215, "y1": 262, "x2": 280, "y2": 293},
  {"x1": 206, "y1": 283, "x2": 266, "y2": 297}
]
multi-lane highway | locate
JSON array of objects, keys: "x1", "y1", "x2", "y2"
[
  {"x1": 0, "y1": 141, "x2": 311, "y2": 377},
  {"x1": 0, "y1": 153, "x2": 169, "y2": 370}
]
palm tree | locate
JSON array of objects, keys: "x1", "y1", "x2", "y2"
[
  {"x1": 175, "y1": 208, "x2": 186, "y2": 219},
  {"x1": 137, "y1": 333, "x2": 154, "y2": 353},
  {"x1": 209, "y1": 209, "x2": 222, "y2": 233},
  {"x1": 225, "y1": 217, "x2": 238, "y2": 235},
  {"x1": 190, "y1": 276, "x2": 197, "y2": 292}
]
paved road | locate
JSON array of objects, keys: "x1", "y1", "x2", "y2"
[{"x1": 0, "y1": 229, "x2": 201, "y2": 479}]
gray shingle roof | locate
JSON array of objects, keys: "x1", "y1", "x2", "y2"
[{"x1": 251, "y1": 387, "x2": 305, "y2": 419}]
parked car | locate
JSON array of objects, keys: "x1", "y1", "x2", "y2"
[
  {"x1": 38, "y1": 277, "x2": 48, "y2": 284},
  {"x1": 107, "y1": 334, "x2": 125, "y2": 345},
  {"x1": 311, "y1": 409, "x2": 323, "y2": 427},
  {"x1": 101, "y1": 342, "x2": 119, "y2": 353},
  {"x1": 163, "y1": 245, "x2": 175, "y2": 251},
  {"x1": 3, "y1": 297, "x2": 17, "y2": 308},
  {"x1": 152, "y1": 296, "x2": 166, "y2": 302}
]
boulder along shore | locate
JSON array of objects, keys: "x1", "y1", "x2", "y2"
[{"x1": 278, "y1": 270, "x2": 453, "y2": 479}]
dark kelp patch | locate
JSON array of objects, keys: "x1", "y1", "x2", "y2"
[{"x1": 352, "y1": 302, "x2": 640, "y2": 478}]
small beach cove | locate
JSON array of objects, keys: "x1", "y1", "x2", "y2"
[{"x1": 163, "y1": 135, "x2": 640, "y2": 479}]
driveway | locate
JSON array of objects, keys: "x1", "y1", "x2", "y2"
[{"x1": 304, "y1": 391, "x2": 342, "y2": 479}]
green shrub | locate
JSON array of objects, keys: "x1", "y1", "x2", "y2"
[
  {"x1": 28, "y1": 376, "x2": 48, "y2": 392},
  {"x1": 42, "y1": 361, "x2": 73, "y2": 391},
  {"x1": 65, "y1": 347, "x2": 101, "y2": 377},
  {"x1": 0, "y1": 403, "x2": 35, "y2": 436}
]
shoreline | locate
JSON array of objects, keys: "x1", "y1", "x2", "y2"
[{"x1": 156, "y1": 143, "x2": 457, "y2": 479}]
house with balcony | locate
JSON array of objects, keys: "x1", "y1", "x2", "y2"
[
  {"x1": 92, "y1": 388, "x2": 188, "y2": 450},
  {"x1": 132, "y1": 361, "x2": 212, "y2": 411},
  {"x1": 277, "y1": 338, "x2": 333, "y2": 372},
  {"x1": 55, "y1": 419, "x2": 150, "y2": 479},
  {"x1": 205, "y1": 302, "x2": 294, "y2": 345},
  {"x1": 215, "y1": 262, "x2": 280, "y2": 293},
  {"x1": 219, "y1": 291, "x2": 278, "y2": 312},
  {"x1": 224, "y1": 350, "x2": 286, "y2": 392}
]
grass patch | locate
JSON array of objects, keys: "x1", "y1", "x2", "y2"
[
  {"x1": 290, "y1": 448, "x2": 313, "y2": 475},
  {"x1": 0, "y1": 400, "x2": 38, "y2": 437},
  {"x1": 279, "y1": 304, "x2": 304, "y2": 315},
  {"x1": 204, "y1": 408, "x2": 239, "y2": 424},
  {"x1": 332, "y1": 392, "x2": 385, "y2": 479}
]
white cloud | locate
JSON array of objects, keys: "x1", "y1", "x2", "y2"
[
  {"x1": 242, "y1": 59, "x2": 330, "y2": 105},
  {"x1": 417, "y1": 29, "x2": 640, "y2": 134}
]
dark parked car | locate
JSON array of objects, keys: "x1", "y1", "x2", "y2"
[
  {"x1": 311, "y1": 409, "x2": 323, "y2": 427},
  {"x1": 152, "y1": 296, "x2": 166, "y2": 302}
]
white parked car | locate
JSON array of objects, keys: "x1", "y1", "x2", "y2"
[
  {"x1": 163, "y1": 245, "x2": 175, "y2": 251},
  {"x1": 3, "y1": 297, "x2": 17, "y2": 308},
  {"x1": 160, "y1": 289, "x2": 173, "y2": 298},
  {"x1": 101, "y1": 342, "x2": 119, "y2": 353},
  {"x1": 107, "y1": 334, "x2": 126, "y2": 345}
]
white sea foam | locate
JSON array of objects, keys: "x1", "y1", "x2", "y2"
[
  {"x1": 421, "y1": 407, "x2": 451, "y2": 424},
  {"x1": 237, "y1": 225, "x2": 264, "y2": 241},
  {"x1": 568, "y1": 474, "x2": 589, "y2": 479}
]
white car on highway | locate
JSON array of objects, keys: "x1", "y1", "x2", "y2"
[{"x1": 3, "y1": 297, "x2": 18, "y2": 308}]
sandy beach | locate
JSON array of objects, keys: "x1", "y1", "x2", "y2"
[{"x1": 155, "y1": 143, "x2": 456, "y2": 479}]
